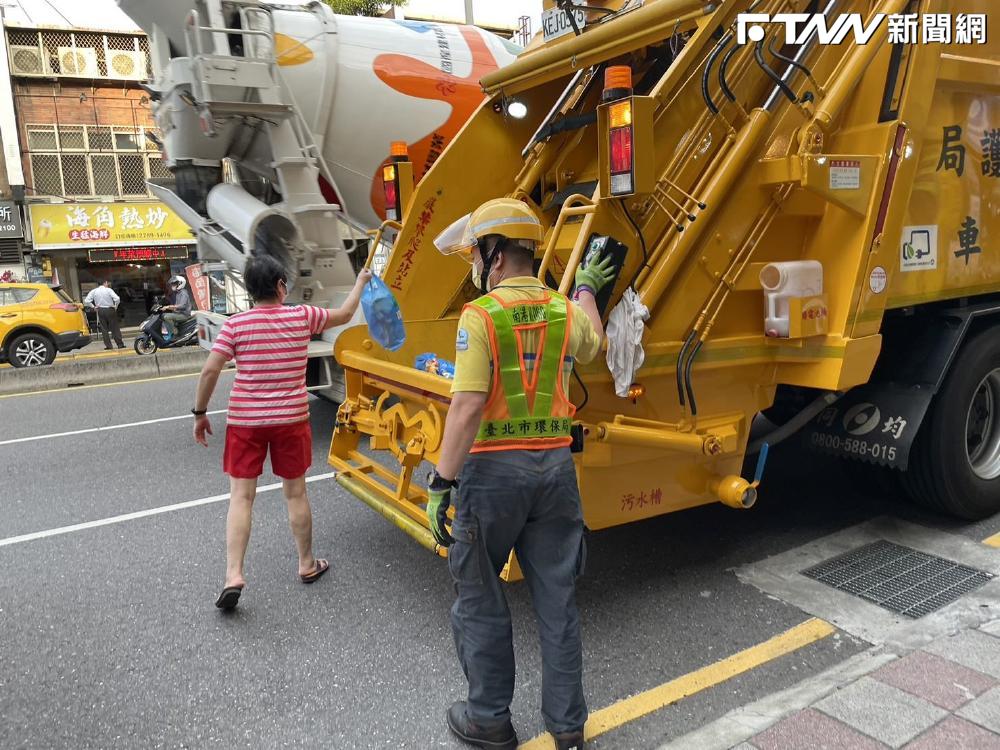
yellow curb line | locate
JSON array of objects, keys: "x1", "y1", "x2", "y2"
[
  {"x1": 0, "y1": 370, "x2": 219, "y2": 399},
  {"x1": 2, "y1": 349, "x2": 187, "y2": 368},
  {"x1": 983, "y1": 532, "x2": 1000, "y2": 548},
  {"x1": 518, "y1": 617, "x2": 837, "y2": 749},
  {"x1": 69, "y1": 350, "x2": 139, "y2": 361}
]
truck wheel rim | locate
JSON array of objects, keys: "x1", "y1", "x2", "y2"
[
  {"x1": 15, "y1": 339, "x2": 47, "y2": 366},
  {"x1": 966, "y1": 369, "x2": 1000, "y2": 480}
]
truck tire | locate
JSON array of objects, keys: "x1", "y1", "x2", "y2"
[
  {"x1": 173, "y1": 162, "x2": 222, "y2": 217},
  {"x1": 900, "y1": 328, "x2": 1000, "y2": 519}
]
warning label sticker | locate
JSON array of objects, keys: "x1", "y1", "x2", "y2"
[
  {"x1": 829, "y1": 159, "x2": 861, "y2": 190},
  {"x1": 869, "y1": 266, "x2": 887, "y2": 294},
  {"x1": 900, "y1": 225, "x2": 938, "y2": 272}
]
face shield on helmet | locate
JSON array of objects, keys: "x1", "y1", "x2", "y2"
[
  {"x1": 432, "y1": 213, "x2": 476, "y2": 263},
  {"x1": 435, "y1": 199, "x2": 546, "y2": 293}
]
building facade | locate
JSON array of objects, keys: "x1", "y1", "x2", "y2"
[
  {"x1": 386, "y1": 0, "x2": 540, "y2": 43},
  {"x1": 1, "y1": 20, "x2": 195, "y2": 325}
]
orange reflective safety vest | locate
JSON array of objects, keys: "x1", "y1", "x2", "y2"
[{"x1": 466, "y1": 290, "x2": 576, "y2": 453}]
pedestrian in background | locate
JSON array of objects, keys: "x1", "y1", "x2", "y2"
[
  {"x1": 428, "y1": 199, "x2": 616, "y2": 750},
  {"x1": 84, "y1": 279, "x2": 125, "y2": 350},
  {"x1": 191, "y1": 254, "x2": 371, "y2": 610}
]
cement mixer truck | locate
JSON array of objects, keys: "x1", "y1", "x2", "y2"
[
  {"x1": 325, "y1": 0, "x2": 1000, "y2": 574},
  {"x1": 117, "y1": 0, "x2": 517, "y2": 397}
]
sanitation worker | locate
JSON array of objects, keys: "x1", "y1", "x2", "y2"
[{"x1": 429, "y1": 198, "x2": 617, "y2": 750}]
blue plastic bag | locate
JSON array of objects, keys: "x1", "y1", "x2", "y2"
[
  {"x1": 415, "y1": 352, "x2": 455, "y2": 379},
  {"x1": 361, "y1": 274, "x2": 406, "y2": 352}
]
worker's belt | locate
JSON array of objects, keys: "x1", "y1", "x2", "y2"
[{"x1": 475, "y1": 417, "x2": 573, "y2": 443}]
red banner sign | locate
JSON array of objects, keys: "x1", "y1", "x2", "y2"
[
  {"x1": 185, "y1": 264, "x2": 211, "y2": 312},
  {"x1": 87, "y1": 246, "x2": 190, "y2": 263}
]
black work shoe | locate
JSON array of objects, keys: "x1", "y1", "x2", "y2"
[
  {"x1": 553, "y1": 730, "x2": 585, "y2": 750},
  {"x1": 446, "y1": 701, "x2": 518, "y2": 750}
]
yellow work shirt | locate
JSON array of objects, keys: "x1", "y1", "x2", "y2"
[{"x1": 451, "y1": 277, "x2": 602, "y2": 394}]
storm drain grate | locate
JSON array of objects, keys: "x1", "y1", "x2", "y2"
[{"x1": 801, "y1": 540, "x2": 993, "y2": 619}]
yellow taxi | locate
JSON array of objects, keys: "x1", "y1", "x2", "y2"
[{"x1": 0, "y1": 283, "x2": 91, "y2": 367}]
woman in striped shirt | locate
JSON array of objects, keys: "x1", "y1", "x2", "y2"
[{"x1": 192, "y1": 254, "x2": 371, "y2": 610}]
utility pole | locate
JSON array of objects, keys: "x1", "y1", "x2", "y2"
[
  {"x1": 0, "y1": 2, "x2": 24, "y2": 199},
  {"x1": 0, "y1": 1, "x2": 9, "y2": 198},
  {"x1": 464, "y1": 0, "x2": 474, "y2": 25},
  {"x1": 0, "y1": 128, "x2": 10, "y2": 199}
]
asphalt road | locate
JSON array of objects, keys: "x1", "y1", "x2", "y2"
[{"x1": 1, "y1": 373, "x2": 998, "y2": 749}]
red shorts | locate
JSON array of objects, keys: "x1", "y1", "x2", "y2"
[{"x1": 223, "y1": 420, "x2": 313, "y2": 479}]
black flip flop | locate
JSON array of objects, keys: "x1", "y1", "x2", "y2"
[
  {"x1": 300, "y1": 559, "x2": 329, "y2": 584},
  {"x1": 215, "y1": 585, "x2": 243, "y2": 610}
]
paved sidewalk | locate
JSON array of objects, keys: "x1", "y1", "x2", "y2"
[
  {"x1": 668, "y1": 620, "x2": 1000, "y2": 749},
  {"x1": 55, "y1": 328, "x2": 203, "y2": 362},
  {"x1": 58, "y1": 327, "x2": 142, "y2": 360}
]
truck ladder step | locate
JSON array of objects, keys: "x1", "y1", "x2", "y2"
[
  {"x1": 271, "y1": 156, "x2": 314, "y2": 168},
  {"x1": 201, "y1": 101, "x2": 294, "y2": 119}
]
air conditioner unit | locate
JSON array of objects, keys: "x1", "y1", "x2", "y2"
[
  {"x1": 56, "y1": 46, "x2": 99, "y2": 77},
  {"x1": 9, "y1": 45, "x2": 44, "y2": 76},
  {"x1": 106, "y1": 50, "x2": 148, "y2": 80}
]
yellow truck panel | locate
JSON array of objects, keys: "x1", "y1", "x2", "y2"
[{"x1": 331, "y1": 0, "x2": 1000, "y2": 561}]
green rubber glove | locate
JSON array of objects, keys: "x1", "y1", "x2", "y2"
[
  {"x1": 575, "y1": 251, "x2": 617, "y2": 295},
  {"x1": 427, "y1": 480, "x2": 455, "y2": 547}
]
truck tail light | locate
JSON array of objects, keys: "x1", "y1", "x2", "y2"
[
  {"x1": 382, "y1": 142, "x2": 413, "y2": 221},
  {"x1": 609, "y1": 123, "x2": 634, "y2": 195},
  {"x1": 608, "y1": 99, "x2": 632, "y2": 129},
  {"x1": 610, "y1": 128, "x2": 632, "y2": 174},
  {"x1": 382, "y1": 164, "x2": 399, "y2": 221},
  {"x1": 601, "y1": 68, "x2": 652, "y2": 198},
  {"x1": 606, "y1": 92, "x2": 636, "y2": 196}
]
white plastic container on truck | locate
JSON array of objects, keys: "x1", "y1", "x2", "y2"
[{"x1": 760, "y1": 261, "x2": 824, "y2": 338}]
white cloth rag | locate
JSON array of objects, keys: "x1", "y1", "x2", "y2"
[{"x1": 605, "y1": 287, "x2": 649, "y2": 398}]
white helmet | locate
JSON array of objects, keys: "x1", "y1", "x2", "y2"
[{"x1": 168, "y1": 275, "x2": 187, "y2": 290}]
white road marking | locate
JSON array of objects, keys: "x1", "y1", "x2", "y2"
[
  {"x1": 0, "y1": 471, "x2": 337, "y2": 548},
  {"x1": 0, "y1": 410, "x2": 228, "y2": 447}
]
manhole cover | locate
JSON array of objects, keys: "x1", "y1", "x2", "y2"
[{"x1": 802, "y1": 540, "x2": 993, "y2": 618}]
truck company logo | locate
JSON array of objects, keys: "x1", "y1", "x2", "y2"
[
  {"x1": 842, "y1": 403, "x2": 881, "y2": 436},
  {"x1": 735, "y1": 13, "x2": 986, "y2": 46},
  {"x1": 370, "y1": 26, "x2": 499, "y2": 220}
]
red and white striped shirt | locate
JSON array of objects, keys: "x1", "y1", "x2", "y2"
[{"x1": 211, "y1": 304, "x2": 330, "y2": 427}]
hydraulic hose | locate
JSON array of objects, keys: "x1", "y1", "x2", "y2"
[
  {"x1": 766, "y1": 35, "x2": 816, "y2": 87},
  {"x1": 718, "y1": 43, "x2": 740, "y2": 102},
  {"x1": 754, "y1": 38, "x2": 797, "y2": 104},
  {"x1": 684, "y1": 339, "x2": 703, "y2": 416},
  {"x1": 746, "y1": 391, "x2": 842, "y2": 455},
  {"x1": 676, "y1": 331, "x2": 694, "y2": 408},
  {"x1": 702, "y1": 32, "x2": 733, "y2": 115}
]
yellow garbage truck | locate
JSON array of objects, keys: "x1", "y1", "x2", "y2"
[{"x1": 329, "y1": 0, "x2": 1000, "y2": 568}]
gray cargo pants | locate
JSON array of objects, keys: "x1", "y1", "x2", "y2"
[{"x1": 449, "y1": 447, "x2": 588, "y2": 735}]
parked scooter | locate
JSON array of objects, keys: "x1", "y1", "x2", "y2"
[{"x1": 134, "y1": 298, "x2": 198, "y2": 354}]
